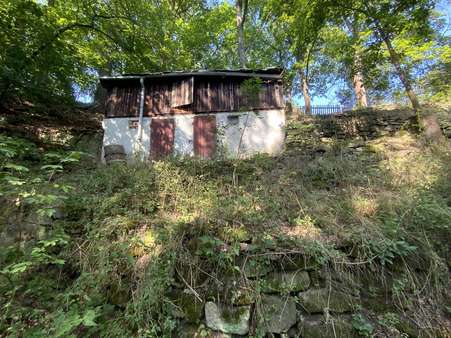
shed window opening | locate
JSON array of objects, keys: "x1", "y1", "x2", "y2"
[{"x1": 227, "y1": 115, "x2": 240, "y2": 126}]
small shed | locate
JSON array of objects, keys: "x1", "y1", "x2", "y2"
[{"x1": 100, "y1": 68, "x2": 285, "y2": 160}]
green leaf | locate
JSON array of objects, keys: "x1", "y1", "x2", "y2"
[
  {"x1": 4, "y1": 175, "x2": 26, "y2": 186},
  {"x1": 41, "y1": 164, "x2": 63, "y2": 172},
  {"x1": 4, "y1": 163, "x2": 29, "y2": 172},
  {"x1": 53, "y1": 311, "x2": 83, "y2": 337},
  {"x1": 2, "y1": 261, "x2": 33, "y2": 275},
  {"x1": 81, "y1": 309, "x2": 98, "y2": 327}
]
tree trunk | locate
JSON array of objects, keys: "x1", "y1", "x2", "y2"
[
  {"x1": 381, "y1": 34, "x2": 420, "y2": 110},
  {"x1": 353, "y1": 66, "x2": 368, "y2": 107},
  {"x1": 0, "y1": 80, "x2": 12, "y2": 106},
  {"x1": 301, "y1": 73, "x2": 311, "y2": 114},
  {"x1": 236, "y1": 0, "x2": 247, "y2": 68},
  {"x1": 379, "y1": 31, "x2": 443, "y2": 141},
  {"x1": 353, "y1": 46, "x2": 368, "y2": 107},
  {"x1": 347, "y1": 16, "x2": 368, "y2": 108}
]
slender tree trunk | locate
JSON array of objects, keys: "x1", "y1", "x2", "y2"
[
  {"x1": 379, "y1": 31, "x2": 443, "y2": 141},
  {"x1": 382, "y1": 37, "x2": 420, "y2": 110},
  {"x1": 374, "y1": 28, "x2": 443, "y2": 141},
  {"x1": 353, "y1": 58, "x2": 368, "y2": 107},
  {"x1": 236, "y1": 0, "x2": 248, "y2": 68},
  {"x1": 346, "y1": 16, "x2": 368, "y2": 107},
  {"x1": 301, "y1": 72, "x2": 311, "y2": 114},
  {"x1": 285, "y1": 90, "x2": 296, "y2": 119},
  {"x1": 353, "y1": 71, "x2": 367, "y2": 107}
]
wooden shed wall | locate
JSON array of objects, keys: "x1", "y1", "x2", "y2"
[
  {"x1": 105, "y1": 85, "x2": 140, "y2": 118},
  {"x1": 104, "y1": 76, "x2": 283, "y2": 117},
  {"x1": 144, "y1": 78, "x2": 193, "y2": 116},
  {"x1": 194, "y1": 78, "x2": 284, "y2": 113}
]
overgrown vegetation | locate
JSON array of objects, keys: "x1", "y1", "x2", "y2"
[
  {"x1": 1, "y1": 0, "x2": 450, "y2": 336},
  {"x1": 1, "y1": 112, "x2": 450, "y2": 336}
]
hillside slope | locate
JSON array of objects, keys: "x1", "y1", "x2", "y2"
[{"x1": 0, "y1": 106, "x2": 450, "y2": 337}]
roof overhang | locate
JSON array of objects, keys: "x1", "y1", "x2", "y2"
[{"x1": 99, "y1": 68, "x2": 283, "y2": 85}]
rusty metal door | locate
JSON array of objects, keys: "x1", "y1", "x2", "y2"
[
  {"x1": 150, "y1": 118, "x2": 175, "y2": 159},
  {"x1": 193, "y1": 115, "x2": 216, "y2": 158}
]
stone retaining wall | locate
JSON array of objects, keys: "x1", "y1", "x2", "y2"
[
  {"x1": 300, "y1": 108, "x2": 417, "y2": 140},
  {"x1": 288, "y1": 107, "x2": 451, "y2": 141},
  {"x1": 168, "y1": 251, "x2": 373, "y2": 338}
]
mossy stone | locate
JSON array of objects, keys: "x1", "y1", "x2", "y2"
[
  {"x1": 230, "y1": 284, "x2": 255, "y2": 306},
  {"x1": 241, "y1": 257, "x2": 272, "y2": 278},
  {"x1": 258, "y1": 295, "x2": 298, "y2": 334},
  {"x1": 394, "y1": 315, "x2": 425, "y2": 338},
  {"x1": 300, "y1": 314, "x2": 355, "y2": 338},
  {"x1": 176, "y1": 324, "x2": 202, "y2": 338},
  {"x1": 176, "y1": 324, "x2": 232, "y2": 338},
  {"x1": 361, "y1": 290, "x2": 395, "y2": 313},
  {"x1": 298, "y1": 288, "x2": 359, "y2": 314},
  {"x1": 204, "y1": 302, "x2": 250, "y2": 335},
  {"x1": 107, "y1": 283, "x2": 130, "y2": 306},
  {"x1": 213, "y1": 275, "x2": 255, "y2": 306},
  {"x1": 168, "y1": 289, "x2": 204, "y2": 323},
  {"x1": 262, "y1": 271, "x2": 310, "y2": 293},
  {"x1": 274, "y1": 254, "x2": 320, "y2": 271}
]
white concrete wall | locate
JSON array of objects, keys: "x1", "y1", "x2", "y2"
[
  {"x1": 102, "y1": 109, "x2": 285, "y2": 161},
  {"x1": 102, "y1": 117, "x2": 151, "y2": 162},
  {"x1": 216, "y1": 110, "x2": 285, "y2": 157}
]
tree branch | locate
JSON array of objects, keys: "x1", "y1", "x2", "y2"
[{"x1": 31, "y1": 22, "x2": 120, "y2": 60}]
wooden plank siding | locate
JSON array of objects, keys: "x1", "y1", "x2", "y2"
[
  {"x1": 144, "y1": 77, "x2": 194, "y2": 116},
  {"x1": 193, "y1": 78, "x2": 284, "y2": 113},
  {"x1": 194, "y1": 80, "x2": 241, "y2": 112},
  {"x1": 171, "y1": 77, "x2": 194, "y2": 107},
  {"x1": 105, "y1": 85, "x2": 140, "y2": 118},
  {"x1": 104, "y1": 76, "x2": 283, "y2": 118},
  {"x1": 144, "y1": 82, "x2": 172, "y2": 116}
]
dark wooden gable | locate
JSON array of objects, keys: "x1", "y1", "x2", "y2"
[
  {"x1": 103, "y1": 73, "x2": 284, "y2": 118},
  {"x1": 193, "y1": 77, "x2": 284, "y2": 113},
  {"x1": 171, "y1": 77, "x2": 194, "y2": 107},
  {"x1": 144, "y1": 77, "x2": 194, "y2": 116},
  {"x1": 105, "y1": 84, "x2": 140, "y2": 118},
  {"x1": 194, "y1": 79, "x2": 240, "y2": 113},
  {"x1": 144, "y1": 81, "x2": 171, "y2": 116}
]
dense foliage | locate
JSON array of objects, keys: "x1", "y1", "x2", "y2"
[{"x1": 0, "y1": 0, "x2": 449, "y2": 107}]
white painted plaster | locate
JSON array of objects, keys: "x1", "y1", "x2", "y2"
[
  {"x1": 102, "y1": 117, "x2": 151, "y2": 162},
  {"x1": 101, "y1": 109, "x2": 285, "y2": 161},
  {"x1": 216, "y1": 110, "x2": 286, "y2": 158}
]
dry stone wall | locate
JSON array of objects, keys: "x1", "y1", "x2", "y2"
[
  {"x1": 289, "y1": 107, "x2": 450, "y2": 141},
  {"x1": 170, "y1": 251, "x2": 365, "y2": 338},
  {"x1": 300, "y1": 108, "x2": 417, "y2": 140}
]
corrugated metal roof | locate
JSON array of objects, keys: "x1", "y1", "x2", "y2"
[{"x1": 100, "y1": 67, "x2": 283, "y2": 82}]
